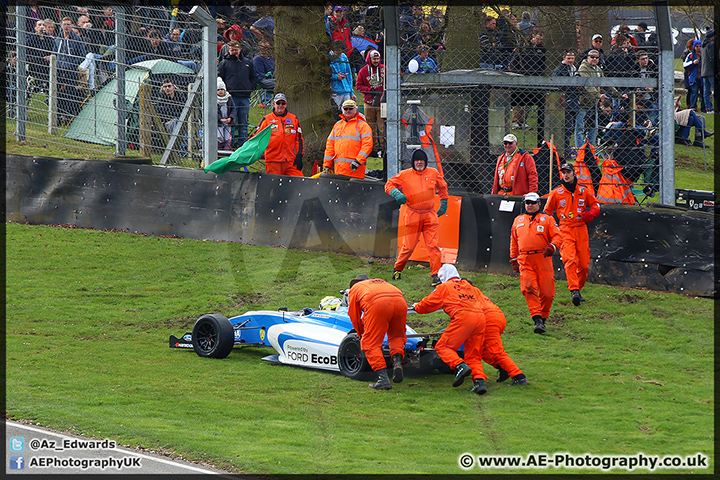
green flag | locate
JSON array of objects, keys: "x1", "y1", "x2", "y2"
[{"x1": 204, "y1": 125, "x2": 272, "y2": 174}]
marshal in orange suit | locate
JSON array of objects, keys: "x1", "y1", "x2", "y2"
[
  {"x1": 413, "y1": 264, "x2": 489, "y2": 395},
  {"x1": 543, "y1": 163, "x2": 600, "y2": 307},
  {"x1": 385, "y1": 149, "x2": 449, "y2": 287},
  {"x1": 510, "y1": 192, "x2": 563, "y2": 334},
  {"x1": 347, "y1": 275, "x2": 407, "y2": 390}
]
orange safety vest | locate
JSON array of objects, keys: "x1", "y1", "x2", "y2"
[
  {"x1": 596, "y1": 158, "x2": 636, "y2": 204},
  {"x1": 401, "y1": 107, "x2": 443, "y2": 176},
  {"x1": 323, "y1": 113, "x2": 373, "y2": 179}
]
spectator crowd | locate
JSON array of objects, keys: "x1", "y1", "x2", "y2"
[{"x1": 8, "y1": 3, "x2": 714, "y2": 195}]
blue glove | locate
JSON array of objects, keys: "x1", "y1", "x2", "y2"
[
  {"x1": 437, "y1": 199, "x2": 448, "y2": 216},
  {"x1": 390, "y1": 188, "x2": 407, "y2": 204},
  {"x1": 351, "y1": 159, "x2": 361, "y2": 171}
]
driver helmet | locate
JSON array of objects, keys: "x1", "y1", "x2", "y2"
[{"x1": 320, "y1": 296, "x2": 342, "y2": 311}]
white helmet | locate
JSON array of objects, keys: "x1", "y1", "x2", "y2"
[{"x1": 319, "y1": 296, "x2": 342, "y2": 311}]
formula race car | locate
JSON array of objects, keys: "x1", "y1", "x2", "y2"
[{"x1": 169, "y1": 293, "x2": 450, "y2": 380}]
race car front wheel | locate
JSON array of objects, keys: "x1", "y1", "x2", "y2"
[
  {"x1": 192, "y1": 314, "x2": 234, "y2": 359},
  {"x1": 337, "y1": 333, "x2": 373, "y2": 381}
]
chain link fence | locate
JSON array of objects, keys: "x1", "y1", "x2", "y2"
[
  {"x1": 8, "y1": 4, "x2": 204, "y2": 166},
  {"x1": 7, "y1": 4, "x2": 706, "y2": 200}
]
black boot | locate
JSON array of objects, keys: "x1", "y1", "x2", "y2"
[
  {"x1": 469, "y1": 378, "x2": 487, "y2": 395},
  {"x1": 571, "y1": 289, "x2": 582, "y2": 306},
  {"x1": 452, "y1": 362, "x2": 472, "y2": 387},
  {"x1": 391, "y1": 353, "x2": 404, "y2": 384},
  {"x1": 532, "y1": 315, "x2": 545, "y2": 334},
  {"x1": 703, "y1": 130, "x2": 714, "y2": 138},
  {"x1": 510, "y1": 373, "x2": 530, "y2": 386},
  {"x1": 369, "y1": 369, "x2": 392, "y2": 390},
  {"x1": 496, "y1": 367, "x2": 510, "y2": 383}
]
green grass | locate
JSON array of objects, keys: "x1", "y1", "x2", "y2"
[{"x1": 5, "y1": 222, "x2": 714, "y2": 474}]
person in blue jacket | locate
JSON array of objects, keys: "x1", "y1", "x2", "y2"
[
  {"x1": 683, "y1": 40, "x2": 702, "y2": 110},
  {"x1": 330, "y1": 39, "x2": 356, "y2": 114}
]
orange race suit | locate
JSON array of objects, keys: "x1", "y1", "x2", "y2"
[
  {"x1": 492, "y1": 150, "x2": 538, "y2": 195},
  {"x1": 348, "y1": 278, "x2": 407, "y2": 371},
  {"x1": 385, "y1": 167, "x2": 449, "y2": 275},
  {"x1": 252, "y1": 110, "x2": 304, "y2": 176},
  {"x1": 414, "y1": 277, "x2": 486, "y2": 382},
  {"x1": 544, "y1": 180, "x2": 600, "y2": 292},
  {"x1": 510, "y1": 211, "x2": 563, "y2": 319},
  {"x1": 323, "y1": 112, "x2": 373, "y2": 179},
  {"x1": 480, "y1": 293, "x2": 524, "y2": 379}
]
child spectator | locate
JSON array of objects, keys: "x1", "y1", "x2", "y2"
[{"x1": 216, "y1": 77, "x2": 236, "y2": 150}]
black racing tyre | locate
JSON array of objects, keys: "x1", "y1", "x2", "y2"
[
  {"x1": 192, "y1": 314, "x2": 234, "y2": 359},
  {"x1": 337, "y1": 333, "x2": 374, "y2": 381}
]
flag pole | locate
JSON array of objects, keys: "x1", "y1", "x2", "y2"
[{"x1": 548, "y1": 134, "x2": 555, "y2": 192}]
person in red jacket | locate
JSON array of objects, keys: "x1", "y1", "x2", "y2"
[
  {"x1": 492, "y1": 134, "x2": 538, "y2": 196},
  {"x1": 385, "y1": 149, "x2": 449, "y2": 287},
  {"x1": 326, "y1": 6, "x2": 352, "y2": 57},
  {"x1": 251, "y1": 93, "x2": 304, "y2": 176},
  {"x1": 544, "y1": 163, "x2": 600, "y2": 306},
  {"x1": 510, "y1": 192, "x2": 563, "y2": 334},
  {"x1": 323, "y1": 99, "x2": 373, "y2": 179},
  {"x1": 412, "y1": 264, "x2": 488, "y2": 395},
  {"x1": 356, "y1": 49, "x2": 386, "y2": 156},
  {"x1": 347, "y1": 274, "x2": 408, "y2": 390}
]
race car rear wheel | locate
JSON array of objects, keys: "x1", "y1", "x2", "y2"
[
  {"x1": 337, "y1": 333, "x2": 373, "y2": 381},
  {"x1": 192, "y1": 314, "x2": 234, "y2": 359}
]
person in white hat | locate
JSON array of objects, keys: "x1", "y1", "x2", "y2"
[
  {"x1": 216, "y1": 77, "x2": 236, "y2": 150},
  {"x1": 412, "y1": 264, "x2": 488, "y2": 394},
  {"x1": 322, "y1": 99, "x2": 373, "y2": 179},
  {"x1": 356, "y1": 48, "x2": 386, "y2": 156},
  {"x1": 492, "y1": 133, "x2": 539, "y2": 196},
  {"x1": 543, "y1": 163, "x2": 600, "y2": 306},
  {"x1": 509, "y1": 192, "x2": 563, "y2": 333},
  {"x1": 250, "y1": 93, "x2": 305, "y2": 176}
]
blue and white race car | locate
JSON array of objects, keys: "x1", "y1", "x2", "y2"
[{"x1": 169, "y1": 294, "x2": 449, "y2": 380}]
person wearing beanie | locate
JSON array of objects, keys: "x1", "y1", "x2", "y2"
[
  {"x1": 250, "y1": 93, "x2": 304, "y2": 176},
  {"x1": 544, "y1": 163, "x2": 600, "y2": 306},
  {"x1": 385, "y1": 149, "x2": 449, "y2": 287},
  {"x1": 510, "y1": 192, "x2": 563, "y2": 333},
  {"x1": 683, "y1": 39, "x2": 702, "y2": 110},
  {"x1": 347, "y1": 275, "x2": 407, "y2": 390},
  {"x1": 218, "y1": 39, "x2": 258, "y2": 149},
  {"x1": 356, "y1": 48, "x2": 386, "y2": 156},
  {"x1": 216, "y1": 77, "x2": 235, "y2": 150}
]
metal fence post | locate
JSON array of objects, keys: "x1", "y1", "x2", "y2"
[
  {"x1": 383, "y1": 4, "x2": 400, "y2": 179},
  {"x1": 15, "y1": 5, "x2": 27, "y2": 142},
  {"x1": 190, "y1": 6, "x2": 217, "y2": 169},
  {"x1": 655, "y1": 1, "x2": 675, "y2": 206},
  {"x1": 115, "y1": 5, "x2": 127, "y2": 156}
]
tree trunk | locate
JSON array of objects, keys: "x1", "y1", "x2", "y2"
[
  {"x1": 442, "y1": 5, "x2": 488, "y2": 71},
  {"x1": 274, "y1": 6, "x2": 336, "y2": 174}
]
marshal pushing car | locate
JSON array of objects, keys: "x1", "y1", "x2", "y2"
[{"x1": 169, "y1": 293, "x2": 450, "y2": 380}]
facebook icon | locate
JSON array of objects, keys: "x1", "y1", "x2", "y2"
[{"x1": 10, "y1": 455, "x2": 25, "y2": 470}]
